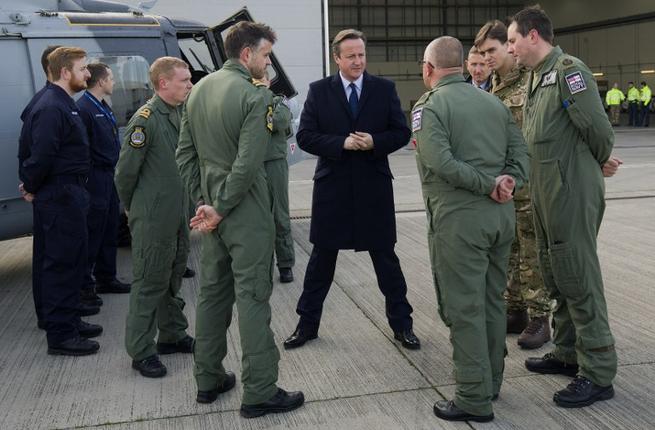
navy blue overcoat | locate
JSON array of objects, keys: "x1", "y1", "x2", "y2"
[{"x1": 297, "y1": 72, "x2": 411, "y2": 250}]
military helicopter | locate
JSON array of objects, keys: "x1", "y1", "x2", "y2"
[{"x1": 0, "y1": 0, "x2": 299, "y2": 240}]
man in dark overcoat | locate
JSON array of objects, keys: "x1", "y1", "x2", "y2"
[{"x1": 284, "y1": 29, "x2": 420, "y2": 351}]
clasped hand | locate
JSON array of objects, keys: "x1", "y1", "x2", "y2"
[
  {"x1": 489, "y1": 175, "x2": 515, "y2": 203},
  {"x1": 190, "y1": 204, "x2": 223, "y2": 233},
  {"x1": 344, "y1": 131, "x2": 374, "y2": 151}
]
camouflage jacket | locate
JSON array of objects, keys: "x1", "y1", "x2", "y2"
[{"x1": 491, "y1": 65, "x2": 529, "y2": 128}]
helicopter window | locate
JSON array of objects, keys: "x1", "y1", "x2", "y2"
[
  {"x1": 178, "y1": 33, "x2": 216, "y2": 81},
  {"x1": 88, "y1": 55, "x2": 152, "y2": 128}
]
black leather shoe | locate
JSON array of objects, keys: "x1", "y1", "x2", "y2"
[
  {"x1": 48, "y1": 337, "x2": 99, "y2": 356},
  {"x1": 507, "y1": 308, "x2": 528, "y2": 334},
  {"x1": 279, "y1": 267, "x2": 294, "y2": 283},
  {"x1": 197, "y1": 371, "x2": 237, "y2": 404},
  {"x1": 79, "y1": 302, "x2": 100, "y2": 316},
  {"x1": 157, "y1": 335, "x2": 194, "y2": 354},
  {"x1": 77, "y1": 320, "x2": 103, "y2": 338},
  {"x1": 80, "y1": 288, "x2": 103, "y2": 307},
  {"x1": 182, "y1": 267, "x2": 195, "y2": 278},
  {"x1": 554, "y1": 376, "x2": 614, "y2": 408},
  {"x1": 525, "y1": 352, "x2": 579, "y2": 377},
  {"x1": 433, "y1": 400, "x2": 494, "y2": 422},
  {"x1": 96, "y1": 279, "x2": 131, "y2": 294},
  {"x1": 240, "y1": 388, "x2": 305, "y2": 418},
  {"x1": 394, "y1": 328, "x2": 421, "y2": 350},
  {"x1": 283, "y1": 327, "x2": 318, "y2": 350},
  {"x1": 132, "y1": 355, "x2": 167, "y2": 378}
]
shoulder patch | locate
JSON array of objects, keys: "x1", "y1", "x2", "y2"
[
  {"x1": 565, "y1": 71, "x2": 587, "y2": 94},
  {"x1": 562, "y1": 58, "x2": 573, "y2": 66},
  {"x1": 129, "y1": 126, "x2": 146, "y2": 148},
  {"x1": 411, "y1": 108, "x2": 423, "y2": 132},
  {"x1": 266, "y1": 105, "x2": 274, "y2": 132},
  {"x1": 138, "y1": 108, "x2": 151, "y2": 119}
]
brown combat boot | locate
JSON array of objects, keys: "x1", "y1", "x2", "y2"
[
  {"x1": 506, "y1": 309, "x2": 528, "y2": 334},
  {"x1": 518, "y1": 316, "x2": 551, "y2": 349}
]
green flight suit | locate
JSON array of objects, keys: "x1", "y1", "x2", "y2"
[
  {"x1": 492, "y1": 67, "x2": 551, "y2": 318},
  {"x1": 523, "y1": 46, "x2": 617, "y2": 386},
  {"x1": 263, "y1": 93, "x2": 295, "y2": 270},
  {"x1": 115, "y1": 95, "x2": 190, "y2": 361},
  {"x1": 412, "y1": 74, "x2": 529, "y2": 416},
  {"x1": 176, "y1": 60, "x2": 279, "y2": 405}
]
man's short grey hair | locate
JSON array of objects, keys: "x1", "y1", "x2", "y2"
[{"x1": 426, "y1": 36, "x2": 463, "y2": 69}]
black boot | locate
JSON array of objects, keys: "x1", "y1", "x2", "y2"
[
  {"x1": 554, "y1": 376, "x2": 614, "y2": 408},
  {"x1": 157, "y1": 335, "x2": 194, "y2": 354},
  {"x1": 48, "y1": 337, "x2": 99, "y2": 356},
  {"x1": 506, "y1": 308, "x2": 528, "y2": 334},
  {"x1": 132, "y1": 355, "x2": 167, "y2": 378},
  {"x1": 279, "y1": 267, "x2": 294, "y2": 283},
  {"x1": 525, "y1": 352, "x2": 579, "y2": 377},
  {"x1": 433, "y1": 400, "x2": 494, "y2": 423},
  {"x1": 96, "y1": 279, "x2": 131, "y2": 294},
  {"x1": 197, "y1": 371, "x2": 237, "y2": 404},
  {"x1": 240, "y1": 388, "x2": 305, "y2": 418},
  {"x1": 77, "y1": 320, "x2": 103, "y2": 338}
]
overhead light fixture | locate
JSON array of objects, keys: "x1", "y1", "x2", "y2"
[
  {"x1": 592, "y1": 72, "x2": 604, "y2": 77},
  {"x1": 641, "y1": 69, "x2": 655, "y2": 74}
]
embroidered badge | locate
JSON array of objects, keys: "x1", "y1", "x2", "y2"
[
  {"x1": 266, "y1": 105, "x2": 273, "y2": 132},
  {"x1": 129, "y1": 126, "x2": 146, "y2": 148},
  {"x1": 289, "y1": 142, "x2": 296, "y2": 154},
  {"x1": 138, "y1": 108, "x2": 151, "y2": 119},
  {"x1": 541, "y1": 70, "x2": 557, "y2": 87},
  {"x1": 562, "y1": 58, "x2": 573, "y2": 66},
  {"x1": 565, "y1": 71, "x2": 587, "y2": 94},
  {"x1": 411, "y1": 108, "x2": 423, "y2": 132}
]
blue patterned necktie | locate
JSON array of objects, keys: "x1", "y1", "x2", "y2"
[{"x1": 348, "y1": 82, "x2": 358, "y2": 116}]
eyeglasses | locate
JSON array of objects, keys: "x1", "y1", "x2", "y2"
[{"x1": 418, "y1": 59, "x2": 434, "y2": 68}]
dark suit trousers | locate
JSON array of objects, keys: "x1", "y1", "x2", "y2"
[{"x1": 296, "y1": 246, "x2": 413, "y2": 333}]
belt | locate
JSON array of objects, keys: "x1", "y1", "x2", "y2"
[{"x1": 46, "y1": 174, "x2": 88, "y2": 185}]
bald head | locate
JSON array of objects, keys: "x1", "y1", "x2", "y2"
[{"x1": 425, "y1": 36, "x2": 463, "y2": 69}]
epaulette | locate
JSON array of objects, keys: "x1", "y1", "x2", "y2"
[
  {"x1": 413, "y1": 86, "x2": 438, "y2": 109},
  {"x1": 138, "y1": 108, "x2": 151, "y2": 119}
]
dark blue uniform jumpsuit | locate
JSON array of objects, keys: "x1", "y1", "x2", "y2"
[
  {"x1": 19, "y1": 84, "x2": 90, "y2": 346},
  {"x1": 77, "y1": 91, "x2": 120, "y2": 290}
]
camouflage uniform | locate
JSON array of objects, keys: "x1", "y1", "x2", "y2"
[{"x1": 491, "y1": 66, "x2": 551, "y2": 319}]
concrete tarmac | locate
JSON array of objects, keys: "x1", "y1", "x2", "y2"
[{"x1": 0, "y1": 128, "x2": 653, "y2": 429}]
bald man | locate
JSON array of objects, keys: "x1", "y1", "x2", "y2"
[{"x1": 412, "y1": 36, "x2": 529, "y2": 422}]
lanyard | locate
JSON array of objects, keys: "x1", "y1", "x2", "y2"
[{"x1": 84, "y1": 92, "x2": 117, "y2": 128}]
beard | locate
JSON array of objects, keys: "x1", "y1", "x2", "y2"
[{"x1": 70, "y1": 76, "x2": 88, "y2": 93}]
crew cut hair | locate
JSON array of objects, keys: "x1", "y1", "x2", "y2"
[
  {"x1": 47, "y1": 47, "x2": 87, "y2": 81},
  {"x1": 474, "y1": 20, "x2": 508, "y2": 47},
  {"x1": 224, "y1": 21, "x2": 277, "y2": 59},
  {"x1": 332, "y1": 29, "x2": 367, "y2": 56},
  {"x1": 510, "y1": 5, "x2": 554, "y2": 44},
  {"x1": 149, "y1": 56, "x2": 188, "y2": 90},
  {"x1": 87, "y1": 62, "x2": 111, "y2": 88}
]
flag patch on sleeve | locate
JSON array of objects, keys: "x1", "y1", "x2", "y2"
[
  {"x1": 565, "y1": 72, "x2": 587, "y2": 94},
  {"x1": 411, "y1": 108, "x2": 423, "y2": 132}
]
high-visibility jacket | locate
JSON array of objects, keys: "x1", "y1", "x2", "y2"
[
  {"x1": 640, "y1": 85, "x2": 652, "y2": 106},
  {"x1": 605, "y1": 88, "x2": 625, "y2": 106},
  {"x1": 627, "y1": 87, "x2": 640, "y2": 102}
]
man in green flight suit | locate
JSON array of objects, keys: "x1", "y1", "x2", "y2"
[
  {"x1": 413, "y1": 36, "x2": 529, "y2": 423},
  {"x1": 176, "y1": 21, "x2": 304, "y2": 418},
  {"x1": 475, "y1": 19, "x2": 552, "y2": 349},
  {"x1": 507, "y1": 5, "x2": 622, "y2": 408},
  {"x1": 115, "y1": 57, "x2": 194, "y2": 378},
  {"x1": 256, "y1": 73, "x2": 295, "y2": 284}
]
